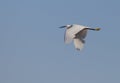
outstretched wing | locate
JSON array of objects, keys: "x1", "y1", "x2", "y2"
[
  {"x1": 73, "y1": 38, "x2": 85, "y2": 50},
  {"x1": 73, "y1": 28, "x2": 88, "y2": 50}
]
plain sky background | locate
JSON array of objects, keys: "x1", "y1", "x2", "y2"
[{"x1": 0, "y1": 0, "x2": 120, "y2": 83}]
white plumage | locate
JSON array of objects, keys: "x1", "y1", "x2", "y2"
[{"x1": 60, "y1": 24, "x2": 100, "y2": 51}]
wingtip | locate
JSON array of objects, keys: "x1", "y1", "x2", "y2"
[{"x1": 76, "y1": 48, "x2": 81, "y2": 51}]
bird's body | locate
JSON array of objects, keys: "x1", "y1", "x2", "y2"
[{"x1": 60, "y1": 24, "x2": 100, "y2": 51}]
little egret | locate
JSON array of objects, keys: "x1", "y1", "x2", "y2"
[{"x1": 59, "y1": 24, "x2": 100, "y2": 51}]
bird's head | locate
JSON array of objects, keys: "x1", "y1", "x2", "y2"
[{"x1": 59, "y1": 25, "x2": 71, "y2": 29}]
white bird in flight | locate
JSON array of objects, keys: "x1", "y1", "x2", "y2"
[{"x1": 59, "y1": 24, "x2": 100, "y2": 51}]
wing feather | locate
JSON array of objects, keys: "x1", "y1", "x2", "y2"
[
  {"x1": 64, "y1": 29, "x2": 73, "y2": 44},
  {"x1": 73, "y1": 38, "x2": 85, "y2": 50},
  {"x1": 64, "y1": 24, "x2": 86, "y2": 44},
  {"x1": 75, "y1": 29, "x2": 88, "y2": 39}
]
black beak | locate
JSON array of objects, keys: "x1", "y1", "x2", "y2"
[{"x1": 59, "y1": 26, "x2": 66, "y2": 28}]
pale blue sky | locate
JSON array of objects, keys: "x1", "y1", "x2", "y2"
[{"x1": 0, "y1": 0, "x2": 120, "y2": 83}]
